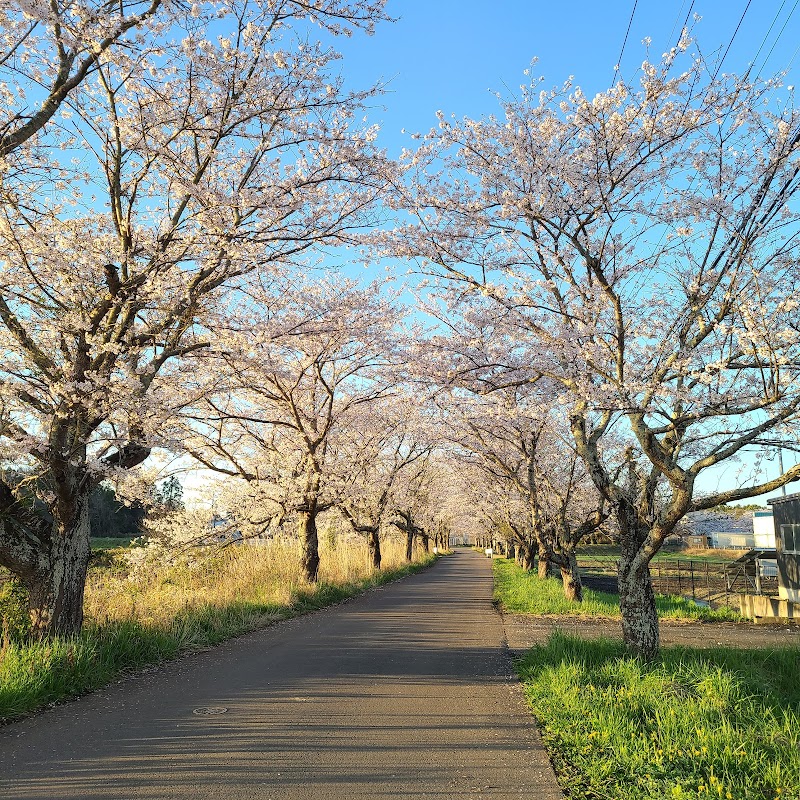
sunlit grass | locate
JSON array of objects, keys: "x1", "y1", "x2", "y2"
[
  {"x1": 493, "y1": 558, "x2": 740, "y2": 621},
  {"x1": 0, "y1": 537, "x2": 435, "y2": 722},
  {"x1": 577, "y1": 544, "x2": 742, "y2": 564},
  {"x1": 517, "y1": 631, "x2": 800, "y2": 800}
]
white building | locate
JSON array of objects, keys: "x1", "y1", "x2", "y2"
[
  {"x1": 752, "y1": 510, "x2": 776, "y2": 549},
  {"x1": 710, "y1": 531, "x2": 755, "y2": 550}
]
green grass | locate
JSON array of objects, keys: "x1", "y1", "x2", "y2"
[
  {"x1": 493, "y1": 559, "x2": 740, "y2": 622},
  {"x1": 0, "y1": 555, "x2": 437, "y2": 722},
  {"x1": 90, "y1": 537, "x2": 134, "y2": 550},
  {"x1": 517, "y1": 631, "x2": 800, "y2": 800},
  {"x1": 577, "y1": 545, "x2": 735, "y2": 565}
]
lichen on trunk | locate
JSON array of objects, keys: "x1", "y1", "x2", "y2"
[
  {"x1": 537, "y1": 542, "x2": 551, "y2": 579},
  {"x1": 558, "y1": 550, "x2": 583, "y2": 602},
  {"x1": 28, "y1": 512, "x2": 92, "y2": 636},
  {"x1": 618, "y1": 554, "x2": 659, "y2": 659},
  {"x1": 0, "y1": 485, "x2": 93, "y2": 638}
]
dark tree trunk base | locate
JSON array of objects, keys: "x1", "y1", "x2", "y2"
[
  {"x1": 368, "y1": 530, "x2": 381, "y2": 570},
  {"x1": 298, "y1": 511, "x2": 320, "y2": 582}
]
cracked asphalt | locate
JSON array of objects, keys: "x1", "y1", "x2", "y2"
[{"x1": 0, "y1": 549, "x2": 563, "y2": 800}]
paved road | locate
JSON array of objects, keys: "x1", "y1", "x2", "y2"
[{"x1": 1, "y1": 550, "x2": 563, "y2": 799}]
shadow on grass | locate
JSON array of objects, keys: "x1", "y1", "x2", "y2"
[{"x1": 515, "y1": 630, "x2": 800, "y2": 800}]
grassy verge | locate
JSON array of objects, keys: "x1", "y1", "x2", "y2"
[
  {"x1": 577, "y1": 545, "x2": 741, "y2": 564},
  {"x1": 0, "y1": 540, "x2": 436, "y2": 722},
  {"x1": 517, "y1": 631, "x2": 800, "y2": 800},
  {"x1": 493, "y1": 559, "x2": 739, "y2": 621}
]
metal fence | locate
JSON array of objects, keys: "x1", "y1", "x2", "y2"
[{"x1": 577, "y1": 556, "x2": 779, "y2": 611}]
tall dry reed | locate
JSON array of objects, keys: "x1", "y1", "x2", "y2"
[{"x1": 85, "y1": 534, "x2": 418, "y2": 627}]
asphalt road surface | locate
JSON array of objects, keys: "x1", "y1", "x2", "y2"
[{"x1": 0, "y1": 549, "x2": 564, "y2": 799}]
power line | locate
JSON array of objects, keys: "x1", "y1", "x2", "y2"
[
  {"x1": 754, "y1": 0, "x2": 800, "y2": 78},
  {"x1": 667, "y1": 0, "x2": 690, "y2": 46},
  {"x1": 679, "y1": 0, "x2": 696, "y2": 37},
  {"x1": 612, "y1": 0, "x2": 639, "y2": 85},
  {"x1": 783, "y1": 39, "x2": 800, "y2": 75},
  {"x1": 750, "y1": 0, "x2": 790, "y2": 71},
  {"x1": 711, "y1": 0, "x2": 753, "y2": 82},
  {"x1": 669, "y1": 0, "x2": 695, "y2": 50}
]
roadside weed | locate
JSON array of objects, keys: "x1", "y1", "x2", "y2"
[{"x1": 518, "y1": 631, "x2": 800, "y2": 800}]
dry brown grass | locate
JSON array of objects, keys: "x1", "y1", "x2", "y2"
[{"x1": 85, "y1": 535, "x2": 421, "y2": 628}]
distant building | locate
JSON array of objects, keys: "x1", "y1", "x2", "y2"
[
  {"x1": 679, "y1": 509, "x2": 775, "y2": 550},
  {"x1": 752, "y1": 510, "x2": 776, "y2": 549},
  {"x1": 768, "y1": 492, "x2": 800, "y2": 604},
  {"x1": 710, "y1": 531, "x2": 755, "y2": 550}
]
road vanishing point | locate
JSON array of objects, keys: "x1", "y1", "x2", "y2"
[{"x1": 1, "y1": 549, "x2": 564, "y2": 799}]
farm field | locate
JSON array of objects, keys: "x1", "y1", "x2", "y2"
[
  {"x1": 90, "y1": 537, "x2": 136, "y2": 550},
  {"x1": 577, "y1": 544, "x2": 744, "y2": 564}
]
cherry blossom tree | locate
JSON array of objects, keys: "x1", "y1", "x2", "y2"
[
  {"x1": 0, "y1": 0, "x2": 390, "y2": 635},
  {"x1": 438, "y1": 383, "x2": 606, "y2": 600},
  {"x1": 406, "y1": 310, "x2": 607, "y2": 595},
  {"x1": 388, "y1": 455, "x2": 437, "y2": 558},
  {"x1": 0, "y1": 0, "x2": 387, "y2": 159},
  {"x1": 391, "y1": 42, "x2": 800, "y2": 657},
  {"x1": 178, "y1": 275, "x2": 402, "y2": 582},
  {"x1": 391, "y1": 455, "x2": 475, "y2": 553},
  {"x1": 336, "y1": 399, "x2": 432, "y2": 568},
  {"x1": 0, "y1": 0, "x2": 164, "y2": 157}
]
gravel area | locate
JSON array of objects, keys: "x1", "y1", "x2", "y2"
[{"x1": 503, "y1": 612, "x2": 800, "y2": 656}]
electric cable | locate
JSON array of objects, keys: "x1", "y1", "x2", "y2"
[
  {"x1": 612, "y1": 0, "x2": 639, "y2": 84},
  {"x1": 754, "y1": 0, "x2": 800, "y2": 77},
  {"x1": 711, "y1": 0, "x2": 753, "y2": 81}
]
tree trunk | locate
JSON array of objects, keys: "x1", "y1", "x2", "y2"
[
  {"x1": 298, "y1": 510, "x2": 320, "y2": 582},
  {"x1": 21, "y1": 491, "x2": 92, "y2": 637},
  {"x1": 559, "y1": 550, "x2": 583, "y2": 602},
  {"x1": 537, "y1": 542, "x2": 551, "y2": 579},
  {"x1": 368, "y1": 529, "x2": 381, "y2": 570},
  {"x1": 618, "y1": 555, "x2": 659, "y2": 660},
  {"x1": 614, "y1": 494, "x2": 663, "y2": 660},
  {"x1": 420, "y1": 531, "x2": 430, "y2": 552},
  {"x1": 519, "y1": 542, "x2": 535, "y2": 571},
  {"x1": 506, "y1": 541, "x2": 516, "y2": 560},
  {"x1": 405, "y1": 530, "x2": 414, "y2": 561}
]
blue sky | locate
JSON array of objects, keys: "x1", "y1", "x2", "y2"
[{"x1": 335, "y1": 0, "x2": 800, "y2": 156}]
